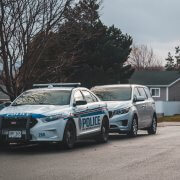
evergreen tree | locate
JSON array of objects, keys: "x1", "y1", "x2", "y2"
[
  {"x1": 165, "y1": 47, "x2": 180, "y2": 71},
  {"x1": 34, "y1": 0, "x2": 134, "y2": 87},
  {"x1": 165, "y1": 52, "x2": 175, "y2": 71}
]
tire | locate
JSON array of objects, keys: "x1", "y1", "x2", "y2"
[
  {"x1": 128, "y1": 116, "x2": 138, "y2": 137},
  {"x1": 96, "y1": 117, "x2": 109, "y2": 143},
  {"x1": 147, "y1": 115, "x2": 157, "y2": 135},
  {"x1": 0, "y1": 141, "x2": 8, "y2": 148},
  {"x1": 62, "y1": 120, "x2": 76, "y2": 149}
]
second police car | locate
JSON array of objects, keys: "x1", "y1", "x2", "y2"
[{"x1": 0, "y1": 83, "x2": 109, "y2": 149}]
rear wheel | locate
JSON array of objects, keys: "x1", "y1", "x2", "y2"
[
  {"x1": 96, "y1": 117, "x2": 109, "y2": 143},
  {"x1": 128, "y1": 116, "x2": 138, "y2": 137},
  {"x1": 147, "y1": 115, "x2": 157, "y2": 135},
  {"x1": 62, "y1": 120, "x2": 76, "y2": 149}
]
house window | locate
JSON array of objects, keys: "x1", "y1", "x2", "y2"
[{"x1": 150, "y1": 88, "x2": 160, "y2": 97}]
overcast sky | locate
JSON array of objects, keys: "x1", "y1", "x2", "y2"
[{"x1": 101, "y1": 0, "x2": 180, "y2": 61}]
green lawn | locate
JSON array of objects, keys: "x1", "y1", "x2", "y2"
[{"x1": 158, "y1": 115, "x2": 180, "y2": 123}]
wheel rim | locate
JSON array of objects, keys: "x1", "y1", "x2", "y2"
[
  {"x1": 133, "y1": 119, "x2": 138, "y2": 135},
  {"x1": 102, "y1": 124, "x2": 108, "y2": 141},
  {"x1": 152, "y1": 117, "x2": 157, "y2": 132},
  {"x1": 66, "y1": 124, "x2": 75, "y2": 147}
]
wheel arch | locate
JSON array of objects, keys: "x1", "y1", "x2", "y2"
[
  {"x1": 66, "y1": 117, "x2": 77, "y2": 137},
  {"x1": 103, "y1": 115, "x2": 109, "y2": 128},
  {"x1": 133, "y1": 113, "x2": 138, "y2": 127}
]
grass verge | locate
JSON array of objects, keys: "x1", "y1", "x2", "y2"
[{"x1": 158, "y1": 115, "x2": 180, "y2": 123}]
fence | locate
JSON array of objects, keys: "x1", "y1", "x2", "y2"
[{"x1": 155, "y1": 101, "x2": 180, "y2": 116}]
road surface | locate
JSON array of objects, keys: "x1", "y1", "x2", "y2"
[{"x1": 1, "y1": 124, "x2": 180, "y2": 180}]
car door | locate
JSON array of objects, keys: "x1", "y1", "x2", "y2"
[
  {"x1": 144, "y1": 87, "x2": 155, "y2": 127},
  {"x1": 137, "y1": 87, "x2": 149, "y2": 128},
  {"x1": 133, "y1": 87, "x2": 144, "y2": 129},
  {"x1": 72, "y1": 90, "x2": 89, "y2": 136},
  {"x1": 81, "y1": 90, "x2": 102, "y2": 134}
]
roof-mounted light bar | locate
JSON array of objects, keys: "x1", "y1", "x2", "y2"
[{"x1": 33, "y1": 83, "x2": 81, "y2": 88}]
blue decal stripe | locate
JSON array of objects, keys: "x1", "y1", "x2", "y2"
[
  {"x1": 75, "y1": 107, "x2": 103, "y2": 116},
  {"x1": 0, "y1": 113, "x2": 46, "y2": 118},
  {"x1": 80, "y1": 111, "x2": 104, "y2": 117}
]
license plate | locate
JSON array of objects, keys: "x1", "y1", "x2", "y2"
[{"x1": 8, "y1": 131, "x2": 22, "y2": 138}]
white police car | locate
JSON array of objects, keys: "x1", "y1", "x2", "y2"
[{"x1": 0, "y1": 83, "x2": 109, "y2": 149}]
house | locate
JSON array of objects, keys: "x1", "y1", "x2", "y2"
[{"x1": 129, "y1": 71, "x2": 180, "y2": 116}]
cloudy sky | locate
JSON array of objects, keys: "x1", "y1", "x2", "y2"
[{"x1": 101, "y1": 0, "x2": 180, "y2": 61}]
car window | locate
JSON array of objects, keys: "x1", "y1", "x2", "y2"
[
  {"x1": 90, "y1": 93, "x2": 99, "y2": 102},
  {"x1": 74, "y1": 90, "x2": 84, "y2": 102},
  {"x1": 12, "y1": 90, "x2": 71, "y2": 106},
  {"x1": 92, "y1": 87, "x2": 132, "y2": 101},
  {"x1": 144, "y1": 87, "x2": 152, "y2": 99},
  {"x1": 138, "y1": 87, "x2": 147, "y2": 99},
  {"x1": 82, "y1": 90, "x2": 94, "y2": 103},
  {"x1": 133, "y1": 88, "x2": 140, "y2": 98}
]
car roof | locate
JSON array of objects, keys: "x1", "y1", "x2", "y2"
[
  {"x1": 26, "y1": 87, "x2": 89, "y2": 92},
  {"x1": 92, "y1": 84, "x2": 147, "y2": 89}
]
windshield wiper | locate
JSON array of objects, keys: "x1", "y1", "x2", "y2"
[{"x1": 12, "y1": 104, "x2": 28, "y2": 106}]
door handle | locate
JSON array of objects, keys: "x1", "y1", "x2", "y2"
[{"x1": 142, "y1": 105, "x2": 146, "y2": 108}]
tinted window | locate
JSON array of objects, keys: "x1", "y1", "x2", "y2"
[
  {"x1": 138, "y1": 87, "x2": 147, "y2": 99},
  {"x1": 92, "y1": 87, "x2": 132, "y2": 101},
  {"x1": 12, "y1": 90, "x2": 71, "y2": 106},
  {"x1": 82, "y1": 91, "x2": 94, "y2": 103},
  {"x1": 74, "y1": 90, "x2": 84, "y2": 102}
]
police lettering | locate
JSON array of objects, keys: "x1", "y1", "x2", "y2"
[{"x1": 81, "y1": 116, "x2": 100, "y2": 130}]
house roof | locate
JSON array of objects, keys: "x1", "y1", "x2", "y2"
[{"x1": 129, "y1": 71, "x2": 180, "y2": 86}]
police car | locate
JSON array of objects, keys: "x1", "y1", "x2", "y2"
[{"x1": 0, "y1": 83, "x2": 109, "y2": 149}]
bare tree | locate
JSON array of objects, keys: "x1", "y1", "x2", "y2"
[
  {"x1": 128, "y1": 44, "x2": 164, "y2": 71},
  {"x1": 0, "y1": 0, "x2": 72, "y2": 100}
]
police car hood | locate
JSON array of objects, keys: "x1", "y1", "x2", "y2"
[
  {"x1": 104, "y1": 101, "x2": 132, "y2": 111},
  {"x1": 0, "y1": 105, "x2": 70, "y2": 118}
]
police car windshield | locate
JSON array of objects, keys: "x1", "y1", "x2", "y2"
[
  {"x1": 92, "y1": 87, "x2": 132, "y2": 101},
  {"x1": 12, "y1": 90, "x2": 71, "y2": 106}
]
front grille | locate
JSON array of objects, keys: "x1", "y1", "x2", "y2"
[{"x1": 1, "y1": 117, "x2": 37, "y2": 129}]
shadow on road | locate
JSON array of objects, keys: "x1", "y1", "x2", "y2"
[{"x1": 0, "y1": 133, "x2": 149, "y2": 155}]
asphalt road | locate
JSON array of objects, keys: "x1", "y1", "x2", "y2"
[{"x1": 1, "y1": 124, "x2": 180, "y2": 180}]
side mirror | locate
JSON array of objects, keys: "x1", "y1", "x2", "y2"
[
  {"x1": 133, "y1": 96, "x2": 145, "y2": 103},
  {"x1": 4, "y1": 102, "x2": 11, "y2": 107},
  {"x1": 73, "y1": 100, "x2": 87, "y2": 107}
]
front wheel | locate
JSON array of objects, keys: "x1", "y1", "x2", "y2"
[
  {"x1": 96, "y1": 118, "x2": 109, "y2": 143},
  {"x1": 128, "y1": 116, "x2": 138, "y2": 137},
  {"x1": 0, "y1": 141, "x2": 8, "y2": 148},
  {"x1": 147, "y1": 115, "x2": 157, "y2": 135},
  {"x1": 62, "y1": 120, "x2": 76, "y2": 149}
]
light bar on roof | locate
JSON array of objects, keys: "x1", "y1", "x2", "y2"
[{"x1": 33, "y1": 83, "x2": 81, "y2": 88}]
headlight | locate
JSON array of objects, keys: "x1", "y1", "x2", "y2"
[
  {"x1": 39, "y1": 115, "x2": 63, "y2": 123},
  {"x1": 113, "y1": 107, "x2": 130, "y2": 116}
]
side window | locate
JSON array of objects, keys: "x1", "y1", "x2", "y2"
[
  {"x1": 90, "y1": 93, "x2": 99, "y2": 102},
  {"x1": 133, "y1": 88, "x2": 140, "y2": 98},
  {"x1": 138, "y1": 87, "x2": 147, "y2": 99},
  {"x1": 74, "y1": 90, "x2": 84, "y2": 102},
  {"x1": 82, "y1": 90, "x2": 94, "y2": 103},
  {"x1": 144, "y1": 87, "x2": 152, "y2": 98}
]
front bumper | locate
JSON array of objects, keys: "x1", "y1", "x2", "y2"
[
  {"x1": 0, "y1": 117, "x2": 67, "y2": 143},
  {"x1": 109, "y1": 112, "x2": 132, "y2": 134}
]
